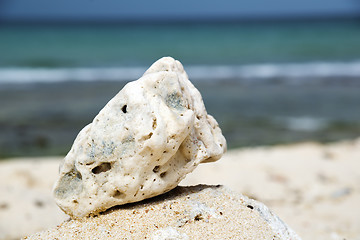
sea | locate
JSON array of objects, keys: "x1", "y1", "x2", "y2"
[
  {"x1": 1, "y1": 19, "x2": 360, "y2": 157},
  {"x1": 1, "y1": 19, "x2": 360, "y2": 83}
]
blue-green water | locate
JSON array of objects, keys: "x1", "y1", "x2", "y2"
[
  {"x1": 1, "y1": 19, "x2": 360, "y2": 158},
  {"x1": 1, "y1": 20, "x2": 360, "y2": 67}
]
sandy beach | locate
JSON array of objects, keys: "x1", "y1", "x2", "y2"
[{"x1": 0, "y1": 138, "x2": 359, "y2": 239}]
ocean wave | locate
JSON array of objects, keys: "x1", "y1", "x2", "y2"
[
  {"x1": 1, "y1": 61, "x2": 360, "y2": 85},
  {"x1": 0, "y1": 67, "x2": 146, "y2": 84}
]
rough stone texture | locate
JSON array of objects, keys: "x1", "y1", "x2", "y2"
[
  {"x1": 25, "y1": 185, "x2": 301, "y2": 240},
  {"x1": 53, "y1": 57, "x2": 226, "y2": 218}
]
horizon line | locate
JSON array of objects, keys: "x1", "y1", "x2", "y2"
[{"x1": 0, "y1": 14, "x2": 359, "y2": 25}]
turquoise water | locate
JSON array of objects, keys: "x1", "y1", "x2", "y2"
[
  {"x1": 1, "y1": 20, "x2": 360, "y2": 67},
  {"x1": 1, "y1": 19, "x2": 360, "y2": 158}
]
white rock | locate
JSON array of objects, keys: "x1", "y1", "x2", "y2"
[{"x1": 53, "y1": 57, "x2": 226, "y2": 218}]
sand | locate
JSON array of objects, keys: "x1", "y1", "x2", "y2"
[
  {"x1": 0, "y1": 138, "x2": 359, "y2": 239},
  {"x1": 25, "y1": 185, "x2": 300, "y2": 240},
  {"x1": 183, "y1": 138, "x2": 360, "y2": 240}
]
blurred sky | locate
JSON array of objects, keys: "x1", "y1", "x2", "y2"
[{"x1": 0, "y1": 0, "x2": 360, "y2": 21}]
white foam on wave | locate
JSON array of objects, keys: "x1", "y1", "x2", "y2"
[
  {"x1": 187, "y1": 61, "x2": 360, "y2": 81},
  {"x1": 1, "y1": 61, "x2": 360, "y2": 85},
  {"x1": 276, "y1": 116, "x2": 328, "y2": 132},
  {"x1": 0, "y1": 67, "x2": 146, "y2": 84}
]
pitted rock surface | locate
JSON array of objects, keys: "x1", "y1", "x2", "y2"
[{"x1": 53, "y1": 57, "x2": 226, "y2": 218}]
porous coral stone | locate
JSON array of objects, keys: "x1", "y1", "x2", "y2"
[{"x1": 53, "y1": 57, "x2": 226, "y2": 218}]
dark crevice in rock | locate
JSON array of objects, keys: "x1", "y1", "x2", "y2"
[
  {"x1": 92, "y1": 162, "x2": 112, "y2": 174},
  {"x1": 160, "y1": 171, "x2": 167, "y2": 178},
  {"x1": 247, "y1": 205, "x2": 254, "y2": 210},
  {"x1": 113, "y1": 190, "x2": 125, "y2": 199},
  {"x1": 122, "y1": 105, "x2": 127, "y2": 113},
  {"x1": 153, "y1": 165, "x2": 160, "y2": 173}
]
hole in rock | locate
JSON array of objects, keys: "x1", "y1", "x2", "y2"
[
  {"x1": 153, "y1": 165, "x2": 160, "y2": 173},
  {"x1": 194, "y1": 214, "x2": 203, "y2": 221},
  {"x1": 152, "y1": 118, "x2": 157, "y2": 130},
  {"x1": 113, "y1": 190, "x2": 125, "y2": 199},
  {"x1": 160, "y1": 171, "x2": 167, "y2": 178},
  {"x1": 143, "y1": 132, "x2": 153, "y2": 140},
  {"x1": 92, "y1": 162, "x2": 112, "y2": 174},
  {"x1": 73, "y1": 200, "x2": 78, "y2": 204},
  {"x1": 122, "y1": 105, "x2": 127, "y2": 113},
  {"x1": 247, "y1": 205, "x2": 254, "y2": 210}
]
